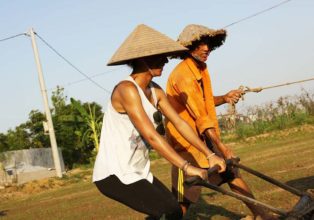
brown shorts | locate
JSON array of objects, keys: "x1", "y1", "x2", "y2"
[{"x1": 171, "y1": 164, "x2": 237, "y2": 204}]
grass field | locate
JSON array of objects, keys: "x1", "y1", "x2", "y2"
[{"x1": 0, "y1": 126, "x2": 313, "y2": 220}]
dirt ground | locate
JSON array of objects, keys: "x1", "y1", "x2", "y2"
[
  {"x1": 1, "y1": 124, "x2": 313, "y2": 201},
  {"x1": 0, "y1": 125, "x2": 313, "y2": 220},
  {"x1": 0, "y1": 168, "x2": 92, "y2": 200}
]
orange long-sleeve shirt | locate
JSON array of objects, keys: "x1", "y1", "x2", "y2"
[{"x1": 165, "y1": 57, "x2": 220, "y2": 167}]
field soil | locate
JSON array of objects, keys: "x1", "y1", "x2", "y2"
[{"x1": 0, "y1": 125, "x2": 313, "y2": 220}]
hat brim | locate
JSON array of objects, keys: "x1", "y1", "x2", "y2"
[
  {"x1": 180, "y1": 29, "x2": 227, "y2": 51},
  {"x1": 107, "y1": 49, "x2": 187, "y2": 66},
  {"x1": 107, "y1": 24, "x2": 188, "y2": 66}
]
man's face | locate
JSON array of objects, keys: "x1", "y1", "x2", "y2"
[{"x1": 190, "y1": 42, "x2": 211, "y2": 63}]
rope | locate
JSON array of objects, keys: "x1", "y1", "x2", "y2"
[
  {"x1": 260, "y1": 77, "x2": 314, "y2": 91},
  {"x1": 239, "y1": 77, "x2": 314, "y2": 94},
  {"x1": 225, "y1": 77, "x2": 314, "y2": 122}
]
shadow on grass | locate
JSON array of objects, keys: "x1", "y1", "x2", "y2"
[
  {"x1": 183, "y1": 175, "x2": 314, "y2": 220},
  {"x1": 286, "y1": 175, "x2": 314, "y2": 191},
  {"x1": 0, "y1": 210, "x2": 8, "y2": 217},
  {"x1": 184, "y1": 196, "x2": 243, "y2": 220}
]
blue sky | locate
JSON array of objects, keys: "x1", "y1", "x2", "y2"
[{"x1": 1, "y1": 0, "x2": 313, "y2": 133}]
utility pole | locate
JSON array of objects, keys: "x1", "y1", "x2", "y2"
[{"x1": 28, "y1": 28, "x2": 63, "y2": 178}]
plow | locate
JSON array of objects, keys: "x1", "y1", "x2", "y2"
[{"x1": 184, "y1": 158, "x2": 314, "y2": 220}]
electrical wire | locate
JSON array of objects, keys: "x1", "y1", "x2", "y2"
[
  {"x1": 47, "y1": 66, "x2": 123, "y2": 91},
  {"x1": 34, "y1": 32, "x2": 111, "y2": 94},
  {"x1": 0, "y1": 0, "x2": 296, "y2": 94},
  {"x1": 0, "y1": 33, "x2": 27, "y2": 42},
  {"x1": 44, "y1": 0, "x2": 294, "y2": 90},
  {"x1": 223, "y1": 0, "x2": 292, "y2": 28},
  {"x1": 40, "y1": 0, "x2": 294, "y2": 89},
  {"x1": 64, "y1": 67, "x2": 123, "y2": 86}
]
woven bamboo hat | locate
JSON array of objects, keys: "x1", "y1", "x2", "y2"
[
  {"x1": 178, "y1": 24, "x2": 227, "y2": 51},
  {"x1": 107, "y1": 24, "x2": 188, "y2": 66}
]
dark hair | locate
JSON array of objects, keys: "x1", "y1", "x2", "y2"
[
  {"x1": 126, "y1": 56, "x2": 155, "y2": 69},
  {"x1": 174, "y1": 34, "x2": 226, "y2": 60},
  {"x1": 127, "y1": 60, "x2": 136, "y2": 69},
  {"x1": 173, "y1": 38, "x2": 205, "y2": 60}
]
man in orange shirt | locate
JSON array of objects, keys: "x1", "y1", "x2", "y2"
[{"x1": 166, "y1": 24, "x2": 274, "y2": 219}]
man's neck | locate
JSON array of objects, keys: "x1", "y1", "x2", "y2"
[{"x1": 189, "y1": 55, "x2": 207, "y2": 70}]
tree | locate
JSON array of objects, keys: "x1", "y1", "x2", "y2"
[
  {"x1": 70, "y1": 98, "x2": 102, "y2": 152},
  {"x1": 25, "y1": 110, "x2": 49, "y2": 149},
  {"x1": 0, "y1": 133, "x2": 9, "y2": 153},
  {"x1": 50, "y1": 87, "x2": 103, "y2": 167},
  {"x1": 50, "y1": 87, "x2": 89, "y2": 167},
  {"x1": 0, "y1": 86, "x2": 104, "y2": 168},
  {"x1": 5, "y1": 124, "x2": 32, "y2": 151}
]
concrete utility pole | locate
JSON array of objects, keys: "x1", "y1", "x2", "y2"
[{"x1": 28, "y1": 28, "x2": 63, "y2": 178}]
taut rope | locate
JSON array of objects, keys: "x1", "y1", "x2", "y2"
[
  {"x1": 226, "y1": 77, "x2": 314, "y2": 122},
  {"x1": 239, "y1": 77, "x2": 314, "y2": 94}
]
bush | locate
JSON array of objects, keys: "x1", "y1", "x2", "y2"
[{"x1": 220, "y1": 90, "x2": 314, "y2": 140}]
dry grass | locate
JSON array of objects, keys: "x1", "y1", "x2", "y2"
[{"x1": 0, "y1": 127, "x2": 313, "y2": 220}]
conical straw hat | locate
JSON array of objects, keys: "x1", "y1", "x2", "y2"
[
  {"x1": 107, "y1": 24, "x2": 188, "y2": 66},
  {"x1": 178, "y1": 24, "x2": 227, "y2": 51}
]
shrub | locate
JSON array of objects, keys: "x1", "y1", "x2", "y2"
[{"x1": 220, "y1": 90, "x2": 314, "y2": 140}]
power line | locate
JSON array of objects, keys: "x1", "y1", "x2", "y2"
[
  {"x1": 64, "y1": 67, "x2": 123, "y2": 86},
  {"x1": 0, "y1": 30, "x2": 120, "y2": 93},
  {"x1": 35, "y1": 0, "x2": 294, "y2": 91},
  {"x1": 0, "y1": 33, "x2": 27, "y2": 42},
  {"x1": 47, "y1": 66, "x2": 123, "y2": 91},
  {"x1": 34, "y1": 32, "x2": 111, "y2": 94},
  {"x1": 223, "y1": 0, "x2": 292, "y2": 28},
  {"x1": 36, "y1": 0, "x2": 294, "y2": 91},
  {"x1": 0, "y1": 0, "x2": 295, "y2": 94}
]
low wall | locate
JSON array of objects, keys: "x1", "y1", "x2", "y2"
[{"x1": 0, "y1": 148, "x2": 65, "y2": 185}]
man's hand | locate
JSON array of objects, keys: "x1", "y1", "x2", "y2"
[
  {"x1": 221, "y1": 146, "x2": 236, "y2": 160},
  {"x1": 186, "y1": 166, "x2": 209, "y2": 180},
  {"x1": 223, "y1": 89, "x2": 245, "y2": 105},
  {"x1": 208, "y1": 155, "x2": 226, "y2": 173}
]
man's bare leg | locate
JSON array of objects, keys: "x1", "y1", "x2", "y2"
[
  {"x1": 228, "y1": 177, "x2": 277, "y2": 220},
  {"x1": 180, "y1": 202, "x2": 190, "y2": 216}
]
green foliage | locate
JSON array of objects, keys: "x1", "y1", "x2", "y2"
[
  {"x1": 0, "y1": 86, "x2": 104, "y2": 168},
  {"x1": 26, "y1": 110, "x2": 50, "y2": 148},
  {"x1": 1, "y1": 132, "x2": 313, "y2": 219},
  {"x1": 221, "y1": 90, "x2": 314, "y2": 140},
  {"x1": 50, "y1": 87, "x2": 103, "y2": 168},
  {"x1": 70, "y1": 98, "x2": 102, "y2": 153},
  {"x1": 4, "y1": 124, "x2": 32, "y2": 151},
  {"x1": 0, "y1": 133, "x2": 9, "y2": 153}
]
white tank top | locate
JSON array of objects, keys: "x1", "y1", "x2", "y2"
[{"x1": 93, "y1": 76, "x2": 158, "y2": 184}]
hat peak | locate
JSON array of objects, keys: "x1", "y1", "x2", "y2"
[{"x1": 107, "y1": 24, "x2": 187, "y2": 66}]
